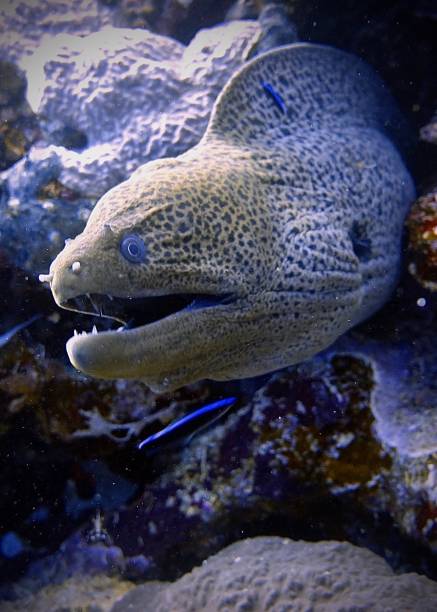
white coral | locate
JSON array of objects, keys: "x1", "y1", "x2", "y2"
[{"x1": 20, "y1": 22, "x2": 261, "y2": 198}]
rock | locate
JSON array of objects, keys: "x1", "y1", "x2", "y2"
[{"x1": 111, "y1": 537, "x2": 437, "y2": 612}]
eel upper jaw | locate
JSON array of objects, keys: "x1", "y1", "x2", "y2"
[
  {"x1": 49, "y1": 251, "x2": 245, "y2": 387},
  {"x1": 59, "y1": 290, "x2": 237, "y2": 333}
]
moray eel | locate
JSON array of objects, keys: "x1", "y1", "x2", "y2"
[{"x1": 43, "y1": 43, "x2": 415, "y2": 392}]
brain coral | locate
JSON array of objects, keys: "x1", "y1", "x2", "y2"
[
  {"x1": 112, "y1": 536, "x2": 437, "y2": 612},
  {"x1": 20, "y1": 21, "x2": 262, "y2": 198}
]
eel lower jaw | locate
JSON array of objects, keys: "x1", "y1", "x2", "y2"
[{"x1": 61, "y1": 291, "x2": 237, "y2": 384}]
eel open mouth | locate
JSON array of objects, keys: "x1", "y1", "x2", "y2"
[
  {"x1": 63, "y1": 292, "x2": 235, "y2": 334},
  {"x1": 59, "y1": 288, "x2": 239, "y2": 387}
]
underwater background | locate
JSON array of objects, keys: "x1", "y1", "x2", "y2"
[{"x1": 0, "y1": 0, "x2": 437, "y2": 609}]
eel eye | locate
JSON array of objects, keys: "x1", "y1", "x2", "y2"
[{"x1": 120, "y1": 234, "x2": 147, "y2": 264}]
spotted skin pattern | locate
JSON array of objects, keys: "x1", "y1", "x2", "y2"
[{"x1": 48, "y1": 44, "x2": 415, "y2": 392}]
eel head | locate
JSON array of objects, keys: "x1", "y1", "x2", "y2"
[{"x1": 48, "y1": 155, "x2": 273, "y2": 392}]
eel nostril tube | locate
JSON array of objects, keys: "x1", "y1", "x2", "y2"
[{"x1": 39, "y1": 273, "x2": 53, "y2": 284}]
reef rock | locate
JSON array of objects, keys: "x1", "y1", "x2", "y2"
[
  {"x1": 20, "y1": 21, "x2": 261, "y2": 199},
  {"x1": 0, "y1": 0, "x2": 114, "y2": 64},
  {"x1": 97, "y1": 305, "x2": 436, "y2": 567},
  {"x1": 112, "y1": 537, "x2": 437, "y2": 612},
  {"x1": 420, "y1": 112, "x2": 437, "y2": 145},
  {"x1": 407, "y1": 186, "x2": 437, "y2": 291},
  {"x1": 0, "y1": 60, "x2": 39, "y2": 173},
  {"x1": 5, "y1": 537, "x2": 437, "y2": 611},
  {"x1": 0, "y1": 574, "x2": 133, "y2": 612},
  {"x1": 6, "y1": 305, "x2": 436, "y2": 589},
  {"x1": 0, "y1": 147, "x2": 92, "y2": 272}
]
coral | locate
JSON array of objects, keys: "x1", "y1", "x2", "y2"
[
  {"x1": 0, "y1": 61, "x2": 25, "y2": 107},
  {"x1": 2, "y1": 537, "x2": 437, "y2": 612},
  {"x1": 330, "y1": 334, "x2": 437, "y2": 552},
  {"x1": 0, "y1": 8, "x2": 298, "y2": 274},
  {"x1": 0, "y1": 327, "x2": 212, "y2": 447},
  {"x1": 421, "y1": 113, "x2": 437, "y2": 145},
  {"x1": 0, "y1": 147, "x2": 93, "y2": 273},
  {"x1": 85, "y1": 315, "x2": 436, "y2": 570},
  {"x1": 407, "y1": 186, "x2": 437, "y2": 291},
  {"x1": 0, "y1": 61, "x2": 39, "y2": 172},
  {"x1": 253, "y1": 2, "x2": 298, "y2": 53},
  {"x1": 113, "y1": 0, "x2": 158, "y2": 30},
  {"x1": 5, "y1": 300, "x2": 435, "y2": 587},
  {"x1": 0, "y1": 0, "x2": 115, "y2": 63},
  {"x1": 358, "y1": 340, "x2": 437, "y2": 459},
  {"x1": 20, "y1": 22, "x2": 261, "y2": 199},
  {"x1": 1, "y1": 573, "x2": 134, "y2": 612},
  {"x1": 112, "y1": 537, "x2": 437, "y2": 612},
  {"x1": 5, "y1": 537, "x2": 437, "y2": 610}
]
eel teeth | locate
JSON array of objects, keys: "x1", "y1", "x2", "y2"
[
  {"x1": 88, "y1": 294, "x2": 99, "y2": 315},
  {"x1": 92, "y1": 325, "x2": 98, "y2": 335}
]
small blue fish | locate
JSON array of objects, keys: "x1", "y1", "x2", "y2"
[
  {"x1": 0, "y1": 314, "x2": 41, "y2": 349},
  {"x1": 138, "y1": 396, "x2": 237, "y2": 452},
  {"x1": 261, "y1": 81, "x2": 286, "y2": 114}
]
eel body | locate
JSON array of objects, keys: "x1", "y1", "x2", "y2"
[{"x1": 45, "y1": 43, "x2": 415, "y2": 392}]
